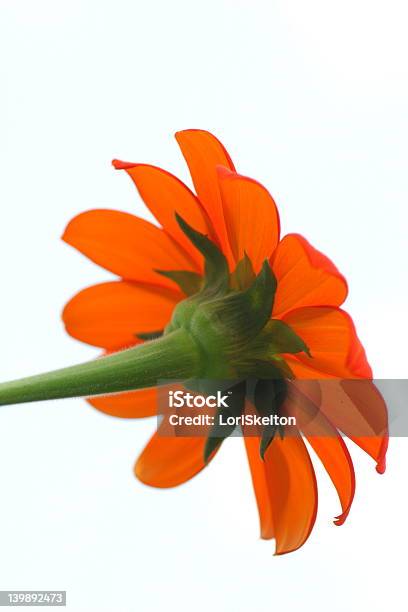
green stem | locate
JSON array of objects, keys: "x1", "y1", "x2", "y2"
[{"x1": 0, "y1": 329, "x2": 201, "y2": 406}]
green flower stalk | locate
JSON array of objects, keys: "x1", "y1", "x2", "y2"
[{"x1": 0, "y1": 328, "x2": 200, "y2": 406}]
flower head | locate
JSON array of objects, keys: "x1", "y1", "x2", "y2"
[{"x1": 17, "y1": 130, "x2": 389, "y2": 554}]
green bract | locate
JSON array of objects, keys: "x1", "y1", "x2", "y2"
[{"x1": 159, "y1": 215, "x2": 309, "y2": 381}]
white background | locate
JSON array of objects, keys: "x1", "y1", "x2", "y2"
[{"x1": 1, "y1": 1, "x2": 408, "y2": 610}]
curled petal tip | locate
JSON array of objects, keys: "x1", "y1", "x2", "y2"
[
  {"x1": 376, "y1": 459, "x2": 386, "y2": 474},
  {"x1": 333, "y1": 510, "x2": 351, "y2": 527},
  {"x1": 273, "y1": 548, "x2": 293, "y2": 557},
  {"x1": 376, "y1": 437, "x2": 388, "y2": 474},
  {"x1": 112, "y1": 159, "x2": 135, "y2": 170}
]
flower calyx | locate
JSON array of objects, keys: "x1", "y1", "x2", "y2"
[{"x1": 156, "y1": 215, "x2": 310, "y2": 382}]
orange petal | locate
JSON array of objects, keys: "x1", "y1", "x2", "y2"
[
  {"x1": 175, "y1": 129, "x2": 235, "y2": 266},
  {"x1": 112, "y1": 161, "x2": 214, "y2": 267},
  {"x1": 340, "y1": 380, "x2": 388, "y2": 474},
  {"x1": 306, "y1": 436, "x2": 355, "y2": 526},
  {"x1": 352, "y1": 431, "x2": 388, "y2": 475},
  {"x1": 62, "y1": 209, "x2": 198, "y2": 288},
  {"x1": 264, "y1": 432, "x2": 318, "y2": 555},
  {"x1": 287, "y1": 384, "x2": 355, "y2": 525},
  {"x1": 87, "y1": 387, "x2": 160, "y2": 418},
  {"x1": 316, "y1": 380, "x2": 388, "y2": 474},
  {"x1": 217, "y1": 167, "x2": 280, "y2": 271},
  {"x1": 135, "y1": 425, "x2": 210, "y2": 488},
  {"x1": 244, "y1": 436, "x2": 275, "y2": 539},
  {"x1": 282, "y1": 306, "x2": 372, "y2": 379},
  {"x1": 272, "y1": 234, "x2": 348, "y2": 316},
  {"x1": 62, "y1": 281, "x2": 181, "y2": 350}
]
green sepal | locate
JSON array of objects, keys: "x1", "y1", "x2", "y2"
[
  {"x1": 203, "y1": 381, "x2": 246, "y2": 463},
  {"x1": 254, "y1": 378, "x2": 287, "y2": 459},
  {"x1": 135, "y1": 330, "x2": 163, "y2": 341},
  {"x1": 235, "y1": 358, "x2": 293, "y2": 380},
  {"x1": 155, "y1": 270, "x2": 202, "y2": 296},
  {"x1": 255, "y1": 378, "x2": 287, "y2": 416},
  {"x1": 175, "y1": 214, "x2": 229, "y2": 296},
  {"x1": 203, "y1": 436, "x2": 223, "y2": 464},
  {"x1": 230, "y1": 253, "x2": 256, "y2": 290},
  {"x1": 259, "y1": 422, "x2": 285, "y2": 459},
  {"x1": 247, "y1": 319, "x2": 311, "y2": 360},
  {"x1": 259, "y1": 425, "x2": 278, "y2": 459},
  {"x1": 266, "y1": 319, "x2": 311, "y2": 356},
  {"x1": 203, "y1": 409, "x2": 234, "y2": 464},
  {"x1": 204, "y1": 261, "x2": 277, "y2": 349},
  {"x1": 267, "y1": 357, "x2": 295, "y2": 379}
]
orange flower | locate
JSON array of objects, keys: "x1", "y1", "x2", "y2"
[{"x1": 61, "y1": 129, "x2": 388, "y2": 555}]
